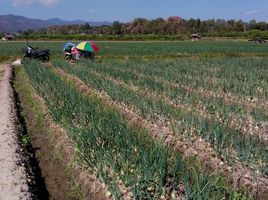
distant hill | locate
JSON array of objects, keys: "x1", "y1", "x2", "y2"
[
  {"x1": 46, "y1": 17, "x2": 111, "y2": 27},
  {"x1": 0, "y1": 14, "x2": 50, "y2": 32},
  {"x1": 0, "y1": 14, "x2": 112, "y2": 33}
]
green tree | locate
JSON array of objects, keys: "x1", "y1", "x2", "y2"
[{"x1": 111, "y1": 21, "x2": 122, "y2": 35}]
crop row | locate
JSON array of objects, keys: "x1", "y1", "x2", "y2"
[
  {"x1": 53, "y1": 63, "x2": 268, "y2": 197},
  {"x1": 80, "y1": 60, "x2": 262, "y2": 122},
  {"x1": 83, "y1": 61, "x2": 267, "y2": 141},
  {"x1": 52, "y1": 60, "x2": 268, "y2": 179},
  {"x1": 101, "y1": 58, "x2": 268, "y2": 101},
  {"x1": 23, "y1": 61, "x2": 242, "y2": 199}
]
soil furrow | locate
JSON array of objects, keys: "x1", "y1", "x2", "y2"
[
  {"x1": 85, "y1": 67, "x2": 268, "y2": 143},
  {"x1": 53, "y1": 67, "x2": 268, "y2": 199},
  {"x1": 116, "y1": 65, "x2": 268, "y2": 111},
  {"x1": 102, "y1": 65, "x2": 268, "y2": 140},
  {"x1": 85, "y1": 67, "x2": 268, "y2": 178},
  {"x1": 53, "y1": 67, "x2": 187, "y2": 199}
]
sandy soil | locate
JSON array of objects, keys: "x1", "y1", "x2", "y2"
[{"x1": 0, "y1": 64, "x2": 31, "y2": 200}]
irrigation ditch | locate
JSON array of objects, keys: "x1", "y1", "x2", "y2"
[
  {"x1": 0, "y1": 63, "x2": 48, "y2": 199},
  {"x1": 13, "y1": 64, "x2": 110, "y2": 200},
  {"x1": 0, "y1": 63, "x2": 109, "y2": 200},
  {"x1": 11, "y1": 65, "x2": 50, "y2": 199}
]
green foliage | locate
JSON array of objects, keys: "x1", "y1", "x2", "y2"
[
  {"x1": 53, "y1": 58, "x2": 268, "y2": 174},
  {"x1": 16, "y1": 31, "x2": 268, "y2": 41},
  {"x1": 22, "y1": 134, "x2": 31, "y2": 146},
  {"x1": 1, "y1": 41, "x2": 268, "y2": 63},
  {"x1": 23, "y1": 60, "x2": 245, "y2": 199},
  {"x1": 17, "y1": 34, "x2": 188, "y2": 41},
  {"x1": 6, "y1": 41, "x2": 267, "y2": 199},
  {"x1": 16, "y1": 17, "x2": 268, "y2": 40},
  {"x1": 203, "y1": 30, "x2": 268, "y2": 39}
]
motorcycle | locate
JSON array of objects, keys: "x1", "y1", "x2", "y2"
[
  {"x1": 23, "y1": 43, "x2": 51, "y2": 61},
  {"x1": 63, "y1": 47, "x2": 75, "y2": 60}
]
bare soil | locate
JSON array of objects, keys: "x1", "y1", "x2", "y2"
[
  {"x1": 0, "y1": 64, "x2": 31, "y2": 200},
  {"x1": 25, "y1": 110, "x2": 79, "y2": 200}
]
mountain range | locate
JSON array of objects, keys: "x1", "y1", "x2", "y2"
[{"x1": 0, "y1": 14, "x2": 111, "y2": 33}]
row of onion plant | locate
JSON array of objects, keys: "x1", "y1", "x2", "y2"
[
  {"x1": 23, "y1": 60, "x2": 243, "y2": 199},
  {"x1": 52, "y1": 60, "x2": 268, "y2": 177}
]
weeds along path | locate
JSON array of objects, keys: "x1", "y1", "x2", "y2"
[
  {"x1": 0, "y1": 64, "x2": 31, "y2": 200},
  {"x1": 51, "y1": 64, "x2": 268, "y2": 198},
  {"x1": 83, "y1": 63, "x2": 268, "y2": 142},
  {"x1": 55, "y1": 61, "x2": 268, "y2": 176}
]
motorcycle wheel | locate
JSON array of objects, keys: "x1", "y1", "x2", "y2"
[
  {"x1": 64, "y1": 54, "x2": 71, "y2": 61},
  {"x1": 40, "y1": 55, "x2": 50, "y2": 62},
  {"x1": 45, "y1": 55, "x2": 50, "y2": 61}
]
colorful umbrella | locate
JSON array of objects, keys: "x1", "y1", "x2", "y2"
[
  {"x1": 76, "y1": 41, "x2": 100, "y2": 52},
  {"x1": 63, "y1": 42, "x2": 75, "y2": 52}
]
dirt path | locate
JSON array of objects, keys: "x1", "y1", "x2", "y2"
[{"x1": 0, "y1": 64, "x2": 31, "y2": 200}]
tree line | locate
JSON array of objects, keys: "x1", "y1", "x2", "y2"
[{"x1": 18, "y1": 17, "x2": 268, "y2": 40}]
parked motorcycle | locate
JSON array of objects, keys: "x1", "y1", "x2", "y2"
[
  {"x1": 23, "y1": 43, "x2": 51, "y2": 61},
  {"x1": 63, "y1": 43, "x2": 76, "y2": 60}
]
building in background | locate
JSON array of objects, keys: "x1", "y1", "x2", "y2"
[
  {"x1": 2, "y1": 33, "x2": 16, "y2": 41},
  {"x1": 191, "y1": 33, "x2": 201, "y2": 41}
]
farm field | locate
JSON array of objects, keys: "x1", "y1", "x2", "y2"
[
  {"x1": 1, "y1": 40, "x2": 268, "y2": 62},
  {"x1": 2, "y1": 41, "x2": 268, "y2": 199}
]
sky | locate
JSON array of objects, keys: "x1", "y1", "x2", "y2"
[{"x1": 0, "y1": 0, "x2": 268, "y2": 22}]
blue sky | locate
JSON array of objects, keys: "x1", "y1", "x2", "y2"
[{"x1": 0, "y1": 0, "x2": 267, "y2": 22}]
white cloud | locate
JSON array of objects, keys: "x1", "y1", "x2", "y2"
[
  {"x1": 244, "y1": 9, "x2": 260, "y2": 16},
  {"x1": 12, "y1": 0, "x2": 58, "y2": 6}
]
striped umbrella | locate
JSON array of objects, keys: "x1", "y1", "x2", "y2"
[{"x1": 76, "y1": 41, "x2": 100, "y2": 52}]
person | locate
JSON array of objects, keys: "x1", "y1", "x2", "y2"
[
  {"x1": 79, "y1": 50, "x2": 95, "y2": 60},
  {"x1": 71, "y1": 46, "x2": 80, "y2": 60}
]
